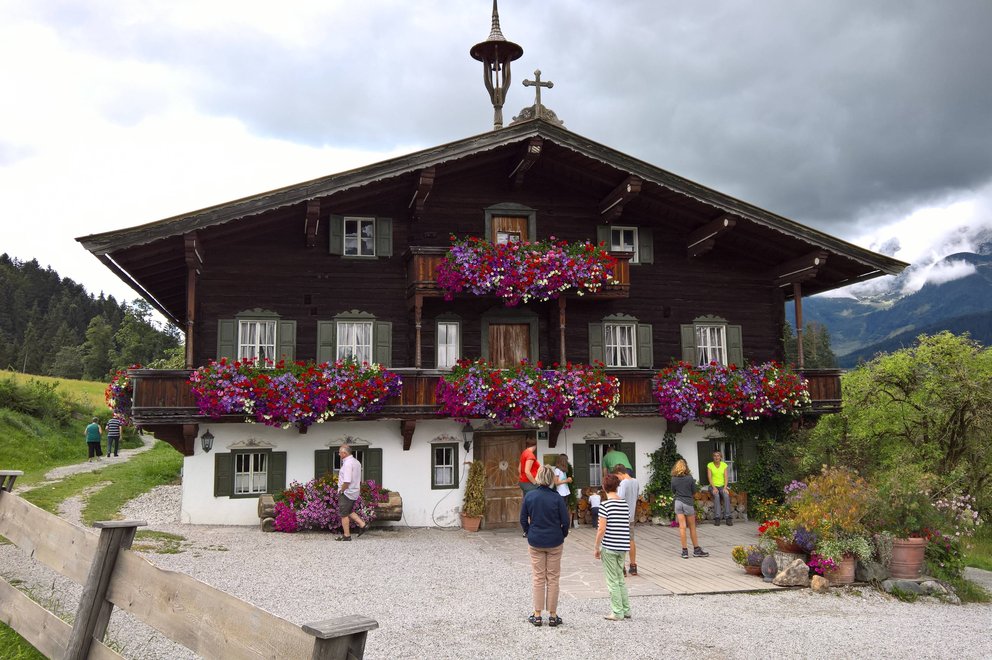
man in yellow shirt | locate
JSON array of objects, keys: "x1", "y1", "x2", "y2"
[{"x1": 707, "y1": 451, "x2": 732, "y2": 526}]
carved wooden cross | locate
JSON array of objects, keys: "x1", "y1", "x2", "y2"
[{"x1": 523, "y1": 69, "x2": 554, "y2": 108}]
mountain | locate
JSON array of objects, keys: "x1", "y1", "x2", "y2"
[{"x1": 788, "y1": 240, "x2": 992, "y2": 367}]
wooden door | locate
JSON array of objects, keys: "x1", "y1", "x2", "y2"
[
  {"x1": 491, "y1": 216, "x2": 529, "y2": 244},
  {"x1": 488, "y1": 323, "x2": 530, "y2": 368},
  {"x1": 478, "y1": 433, "x2": 527, "y2": 528}
]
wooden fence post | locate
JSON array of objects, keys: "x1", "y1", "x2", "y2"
[
  {"x1": 303, "y1": 615, "x2": 379, "y2": 660},
  {"x1": 0, "y1": 470, "x2": 23, "y2": 492},
  {"x1": 64, "y1": 520, "x2": 146, "y2": 660}
]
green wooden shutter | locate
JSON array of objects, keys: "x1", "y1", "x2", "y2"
[
  {"x1": 697, "y1": 441, "x2": 715, "y2": 486},
  {"x1": 214, "y1": 453, "x2": 233, "y2": 497},
  {"x1": 619, "y1": 442, "x2": 636, "y2": 475},
  {"x1": 217, "y1": 320, "x2": 236, "y2": 361},
  {"x1": 278, "y1": 320, "x2": 296, "y2": 363},
  {"x1": 314, "y1": 449, "x2": 332, "y2": 480},
  {"x1": 572, "y1": 443, "x2": 590, "y2": 494},
  {"x1": 636, "y1": 323, "x2": 653, "y2": 368},
  {"x1": 363, "y1": 448, "x2": 383, "y2": 486},
  {"x1": 588, "y1": 322, "x2": 604, "y2": 364},
  {"x1": 596, "y1": 224, "x2": 610, "y2": 248},
  {"x1": 638, "y1": 227, "x2": 654, "y2": 264},
  {"x1": 316, "y1": 321, "x2": 336, "y2": 364},
  {"x1": 375, "y1": 217, "x2": 393, "y2": 257},
  {"x1": 374, "y1": 321, "x2": 392, "y2": 366},
  {"x1": 329, "y1": 214, "x2": 344, "y2": 255},
  {"x1": 680, "y1": 324, "x2": 697, "y2": 364},
  {"x1": 727, "y1": 324, "x2": 743, "y2": 366},
  {"x1": 267, "y1": 451, "x2": 287, "y2": 494}
]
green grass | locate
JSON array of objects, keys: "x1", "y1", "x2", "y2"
[
  {"x1": 133, "y1": 530, "x2": 187, "y2": 554},
  {"x1": 21, "y1": 441, "x2": 182, "y2": 524},
  {"x1": 964, "y1": 527, "x2": 992, "y2": 571},
  {"x1": 945, "y1": 576, "x2": 992, "y2": 604},
  {"x1": 2, "y1": 371, "x2": 108, "y2": 410},
  {"x1": 0, "y1": 623, "x2": 46, "y2": 660}
]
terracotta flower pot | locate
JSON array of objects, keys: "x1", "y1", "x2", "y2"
[
  {"x1": 826, "y1": 554, "x2": 856, "y2": 585},
  {"x1": 775, "y1": 538, "x2": 805, "y2": 555},
  {"x1": 460, "y1": 513, "x2": 483, "y2": 532},
  {"x1": 890, "y1": 537, "x2": 927, "y2": 579},
  {"x1": 744, "y1": 564, "x2": 762, "y2": 576}
]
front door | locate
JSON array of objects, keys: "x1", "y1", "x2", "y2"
[
  {"x1": 488, "y1": 323, "x2": 530, "y2": 368},
  {"x1": 491, "y1": 216, "x2": 529, "y2": 244},
  {"x1": 478, "y1": 433, "x2": 528, "y2": 528}
]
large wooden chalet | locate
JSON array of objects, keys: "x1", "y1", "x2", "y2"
[{"x1": 77, "y1": 11, "x2": 906, "y2": 528}]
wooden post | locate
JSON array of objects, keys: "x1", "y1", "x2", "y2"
[
  {"x1": 558, "y1": 296, "x2": 566, "y2": 365},
  {"x1": 0, "y1": 470, "x2": 23, "y2": 492},
  {"x1": 793, "y1": 282, "x2": 804, "y2": 369},
  {"x1": 414, "y1": 294, "x2": 423, "y2": 369},
  {"x1": 303, "y1": 615, "x2": 379, "y2": 660},
  {"x1": 64, "y1": 520, "x2": 146, "y2": 660},
  {"x1": 184, "y1": 232, "x2": 201, "y2": 369}
]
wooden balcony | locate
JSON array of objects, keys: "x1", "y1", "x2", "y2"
[{"x1": 404, "y1": 246, "x2": 632, "y2": 302}]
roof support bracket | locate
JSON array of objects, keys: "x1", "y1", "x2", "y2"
[
  {"x1": 508, "y1": 137, "x2": 544, "y2": 189},
  {"x1": 770, "y1": 250, "x2": 829, "y2": 286},
  {"x1": 408, "y1": 167, "x2": 436, "y2": 222},
  {"x1": 687, "y1": 214, "x2": 737, "y2": 258},
  {"x1": 599, "y1": 175, "x2": 642, "y2": 222},
  {"x1": 305, "y1": 199, "x2": 321, "y2": 248}
]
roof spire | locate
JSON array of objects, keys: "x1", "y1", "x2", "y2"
[
  {"x1": 470, "y1": 0, "x2": 524, "y2": 130},
  {"x1": 487, "y1": 0, "x2": 508, "y2": 41}
]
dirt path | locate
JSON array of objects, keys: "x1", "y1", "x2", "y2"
[{"x1": 13, "y1": 432, "x2": 156, "y2": 495}]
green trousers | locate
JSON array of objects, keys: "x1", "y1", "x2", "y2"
[{"x1": 601, "y1": 548, "x2": 631, "y2": 617}]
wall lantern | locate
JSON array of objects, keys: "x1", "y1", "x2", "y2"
[
  {"x1": 461, "y1": 423, "x2": 475, "y2": 452},
  {"x1": 200, "y1": 429, "x2": 214, "y2": 453}
]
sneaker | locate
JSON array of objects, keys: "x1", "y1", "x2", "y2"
[
  {"x1": 623, "y1": 613, "x2": 632, "y2": 619},
  {"x1": 693, "y1": 546, "x2": 710, "y2": 557},
  {"x1": 726, "y1": 517, "x2": 733, "y2": 526},
  {"x1": 681, "y1": 548, "x2": 689, "y2": 559},
  {"x1": 604, "y1": 614, "x2": 621, "y2": 621},
  {"x1": 629, "y1": 564, "x2": 638, "y2": 576},
  {"x1": 714, "y1": 518, "x2": 721, "y2": 526}
]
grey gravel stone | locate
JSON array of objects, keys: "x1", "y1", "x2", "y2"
[{"x1": 856, "y1": 559, "x2": 889, "y2": 583}]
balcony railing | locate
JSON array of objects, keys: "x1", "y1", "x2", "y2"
[
  {"x1": 126, "y1": 367, "x2": 842, "y2": 424},
  {"x1": 404, "y1": 246, "x2": 632, "y2": 300}
]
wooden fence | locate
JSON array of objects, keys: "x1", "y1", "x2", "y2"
[{"x1": 0, "y1": 470, "x2": 377, "y2": 660}]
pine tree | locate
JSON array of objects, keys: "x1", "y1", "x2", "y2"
[{"x1": 82, "y1": 316, "x2": 114, "y2": 380}]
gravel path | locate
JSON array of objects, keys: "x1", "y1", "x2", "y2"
[{"x1": 5, "y1": 484, "x2": 990, "y2": 660}]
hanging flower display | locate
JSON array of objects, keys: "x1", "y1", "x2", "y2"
[
  {"x1": 436, "y1": 359, "x2": 620, "y2": 428},
  {"x1": 435, "y1": 235, "x2": 618, "y2": 306},
  {"x1": 272, "y1": 474, "x2": 389, "y2": 533},
  {"x1": 105, "y1": 365, "x2": 139, "y2": 425},
  {"x1": 190, "y1": 358, "x2": 403, "y2": 429},
  {"x1": 653, "y1": 361, "x2": 810, "y2": 425}
]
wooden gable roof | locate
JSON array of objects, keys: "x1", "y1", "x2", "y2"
[{"x1": 77, "y1": 118, "x2": 908, "y2": 326}]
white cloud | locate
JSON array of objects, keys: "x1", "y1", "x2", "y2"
[{"x1": 918, "y1": 259, "x2": 978, "y2": 286}]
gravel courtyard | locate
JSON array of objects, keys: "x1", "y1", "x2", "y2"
[{"x1": 2, "y1": 485, "x2": 990, "y2": 659}]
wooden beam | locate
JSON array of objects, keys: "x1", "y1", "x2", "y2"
[
  {"x1": 183, "y1": 233, "x2": 200, "y2": 368},
  {"x1": 598, "y1": 176, "x2": 642, "y2": 222},
  {"x1": 407, "y1": 167, "x2": 435, "y2": 222},
  {"x1": 768, "y1": 250, "x2": 829, "y2": 286},
  {"x1": 305, "y1": 199, "x2": 321, "y2": 248},
  {"x1": 548, "y1": 421, "x2": 564, "y2": 449},
  {"x1": 687, "y1": 214, "x2": 737, "y2": 258},
  {"x1": 509, "y1": 137, "x2": 543, "y2": 189},
  {"x1": 794, "y1": 282, "x2": 805, "y2": 369},
  {"x1": 401, "y1": 420, "x2": 416, "y2": 451}
]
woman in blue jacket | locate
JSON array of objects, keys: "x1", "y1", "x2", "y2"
[{"x1": 520, "y1": 464, "x2": 570, "y2": 627}]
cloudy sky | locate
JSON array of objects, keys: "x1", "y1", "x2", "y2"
[{"x1": 3, "y1": 0, "x2": 991, "y2": 312}]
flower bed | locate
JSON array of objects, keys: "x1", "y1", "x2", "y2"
[
  {"x1": 105, "y1": 365, "x2": 137, "y2": 424},
  {"x1": 436, "y1": 359, "x2": 620, "y2": 428},
  {"x1": 653, "y1": 361, "x2": 810, "y2": 425},
  {"x1": 272, "y1": 475, "x2": 389, "y2": 533},
  {"x1": 435, "y1": 236, "x2": 618, "y2": 306},
  {"x1": 190, "y1": 358, "x2": 403, "y2": 429}
]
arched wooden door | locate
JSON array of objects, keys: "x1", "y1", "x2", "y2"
[{"x1": 477, "y1": 432, "x2": 528, "y2": 528}]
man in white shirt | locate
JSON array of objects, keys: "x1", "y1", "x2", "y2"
[
  {"x1": 337, "y1": 445, "x2": 368, "y2": 541},
  {"x1": 614, "y1": 465, "x2": 640, "y2": 576}
]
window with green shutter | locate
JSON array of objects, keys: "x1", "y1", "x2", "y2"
[
  {"x1": 329, "y1": 215, "x2": 392, "y2": 258},
  {"x1": 216, "y1": 310, "x2": 296, "y2": 364},
  {"x1": 596, "y1": 224, "x2": 653, "y2": 264},
  {"x1": 680, "y1": 316, "x2": 743, "y2": 366},
  {"x1": 572, "y1": 440, "x2": 637, "y2": 489},
  {"x1": 319, "y1": 311, "x2": 392, "y2": 367},
  {"x1": 214, "y1": 450, "x2": 286, "y2": 498},
  {"x1": 589, "y1": 314, "x2": 653, "y2": 368},
  {"x1": 431, "y1": 443, "x2": 459, "y2": 489},
  {"x1": 321, "y1": 446, "x2": 384, "y2": 486}
]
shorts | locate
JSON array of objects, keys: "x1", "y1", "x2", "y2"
[
  {"x1": 674, "y1": 500, "x2": 696, "y2": 516},
  {"x1": 339, "y1": 494, "x2": 357, "y2": 516}
]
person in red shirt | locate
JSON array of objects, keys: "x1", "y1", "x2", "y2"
[{"x1": 519, "y1": 437, "x2": 539, "y2": 494}]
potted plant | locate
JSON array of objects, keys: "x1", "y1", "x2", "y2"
[
  {"x1": 731, "y1": 545, "x2": 765, "y2": 575},
  {"x1": 869, "y1": 468, "x2": 941, "y2": 578},
  {"x1": 758, "y1": 519, "x2": 803, "y2": 554},
  {"x1": 815, "y1": 534, "x2": 873, "y2": 585},
  {"x1": 461, "y1": 460, "x2": 486, "y2": 532}
]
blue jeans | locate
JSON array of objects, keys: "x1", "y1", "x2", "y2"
[{"x1": 711, "y1": 486, "x2": 731, "y2": 519}]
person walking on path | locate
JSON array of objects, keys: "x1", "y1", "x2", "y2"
[
  {"x1": 105, "y1": 415, "x2": 122, "y2": 457},
  {"x1": 671, "y1": 458, "x2": 709, "y2": 559},
  {"x1": 552, "y1": 453, "x2": 573, "y2": 525},
  {"x1": 587, "y1": 488, "x2": 602, "y2": 528},
  {"x1": 336, "y1": 445, "x2": 368, "y2": 541},
  {"x1": 614, "y1": 465, "x2": 640, "y2": 576},
  {"x1": 520, "y1": 465, "x2": 570, "y2": 628},
  {"x1": 84, "y1": 417, "x2": 102, "y2": 462},
  {"x1": 707, "y1": 451, "x2": 732, "y2": 525},
  {"x1": 601, "y1": 444, "x2": 633, "y2": 480},
  {"x1": 594, "y1": 473, "x2": 631, "y2": 621}
]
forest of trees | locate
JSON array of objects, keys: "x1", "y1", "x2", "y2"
[
  {"x1": 783, "y1": 320, "x2": 837, "y2": 368},
  {"x1": 0, "y1": 254, "x2": 183, "y2": 380}
]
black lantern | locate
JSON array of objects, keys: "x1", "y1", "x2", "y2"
[
  {"x1": 200, "y1": 429, "x2": 214, "y2": 453},
  {"x1": 461, "y1": 423, "x2": 475, "y2": 452}
]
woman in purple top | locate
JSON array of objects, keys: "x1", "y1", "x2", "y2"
[{"x1": 520, "y1": 465, "x2": 570, "y2": 627}]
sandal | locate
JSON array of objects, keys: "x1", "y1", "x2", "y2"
[
  {"x1": 528, "y1": 614, "x2": 542, "y2": 627},
  {"x1": 548, "y1": 615, "x2": 562, "y2": 627},
  {"x1": 334, "y1": 535, "x2": 352, "y2": 542}
]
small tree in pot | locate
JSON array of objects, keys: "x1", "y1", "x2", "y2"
[{"x1": 461, "y1": 460, "x2": 486, "y2": 532}]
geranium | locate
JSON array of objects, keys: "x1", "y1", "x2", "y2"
[
  {"x1": 190, "y1": 358, "x2": 402, "y2": 429},
  {"x1": 436, "y1": 359, "x2": 620, "y2": 428},
  {"x1": 807, "y1": 552, "x2": 838, "y2": 576},
  {"x1": 105, "y1": 365, "x2": 139, "y2": 425},
  {"x1": 272, "y1": 475, "x2": 389, "y2": 534},
  {"x1": 436, "y1": 235, "x2": 618, "y2": 306},
  {"x1": 654, "y1": 360, "x2": 810, "y2": 425}
]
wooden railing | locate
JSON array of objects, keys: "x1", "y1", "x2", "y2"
[
  {"x1": 0, "y1": 477, "x2": 377, "y2": 659},
  {"x1": 799, "y1": 368, "x2": 843, "y2": 414},
  {"x1": 404, "y1": 246, "x2": 632, "y2": 299}
]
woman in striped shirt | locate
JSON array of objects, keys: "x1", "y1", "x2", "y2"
[{"x1": 594, "y1": 473, "x2": 631, "y2": 621}]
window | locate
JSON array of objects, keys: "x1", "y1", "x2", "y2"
[
  {"x1": 587, "y1": 443, "x2": 609, "y2": 488},
  {"x1": 344, "y1": 217, "x2": 376, "y2": 256},
  {"x1": 610, "y1": 226, "x2": 638, "y2": 263},
  {"x1": 436, "y1": 321, "x2": 460, "y2": 369},
  {"x1": 336, "y1": 321, "x2": 373, "y2": 363},
  {"x1": 315, "y1": 447, "x2": 382, "y2": 484},
  {"x1": 238, "y1": 320, "x2": 276, "y2": 366},
  {"x1": 695, "y1": 324, "x2": 727, "y2": 366},
  {"x1": 332, "y1": 447, "x2": 366, "y2": 476},
  {"x1": 431, "y1": 443, "x2": 458, "y2": 489},
  {"x1": 496, "y1": 231, "x2": 522, "y2": 244},
  {"x1": 717, "y1": 440, "x2": 737, "y2": 484},
  {"x1": 604, "y1": 322, "x2": 636, "y2": 367},
  {"x1": 234, "y1": 452, "x2": 268, "y2": 495}
]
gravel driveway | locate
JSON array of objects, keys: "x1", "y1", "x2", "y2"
[{"x1": 2, "y1": 485, "x2": 990, "y2": 660}]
